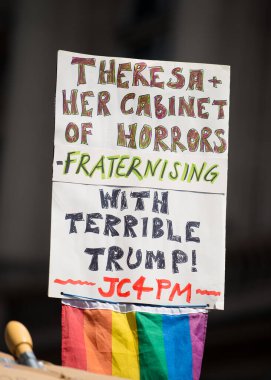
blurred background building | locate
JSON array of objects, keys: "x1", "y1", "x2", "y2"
[{"x1": 0, "y1": 0, "x2": 270, "y2": 379}]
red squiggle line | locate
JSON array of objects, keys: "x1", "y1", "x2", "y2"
[
  {"x1": 196, "y1": 289, "x2": 221, "y2": 296},
  {"x1": 54, "y1": 279, "x2": 96, "y2": 286}
]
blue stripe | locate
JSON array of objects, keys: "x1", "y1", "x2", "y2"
[{"x1": 162, "y1": 314, "x2": 192, "y2": 380}]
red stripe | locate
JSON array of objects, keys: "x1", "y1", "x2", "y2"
[
  {"x1": 196, "y1": 289, "x2": 221, "y2": 296},
  {"x1": 62, "y1": 305, "x2": 87, "y2": 370},
  {"x1": 54, "y1": 278, "x2": 95, "y2": 286}
]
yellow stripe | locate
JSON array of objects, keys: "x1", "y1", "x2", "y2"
[{"x1": 112, "y1": 311, "x2": 140, "y2": 380}]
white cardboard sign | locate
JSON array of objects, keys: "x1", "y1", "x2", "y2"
[{"x1": 49, "y1": 51, "x2": 230, "y2": 309}]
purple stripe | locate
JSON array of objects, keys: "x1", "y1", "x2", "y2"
[{"x1": 189, "y1": 313, "x2": 208, "y2": 380}]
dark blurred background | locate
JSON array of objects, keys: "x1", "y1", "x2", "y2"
[{"x1": 0, "y1": 0, "x2": 270, "y2": 379}]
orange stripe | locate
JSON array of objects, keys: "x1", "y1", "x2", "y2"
[{"x1": 83, "y1": 309, "x2": 112, "y2": 375}]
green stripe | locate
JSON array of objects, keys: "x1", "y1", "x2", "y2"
[{"x1": 136, "y1": 312, "x2": 168, "y2": 380}]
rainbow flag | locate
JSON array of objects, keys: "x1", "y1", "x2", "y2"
[{"x1": 62, "y1": 302, "x2": 207, "y2": 380}]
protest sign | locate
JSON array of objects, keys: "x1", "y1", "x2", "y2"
[{"x1": 49, "y1": 51, "x2": 230, "y2": 309}]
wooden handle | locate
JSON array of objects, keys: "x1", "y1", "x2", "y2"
[{"x1": 5, "y1": 321, "x2": 33, "y2": 358}]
